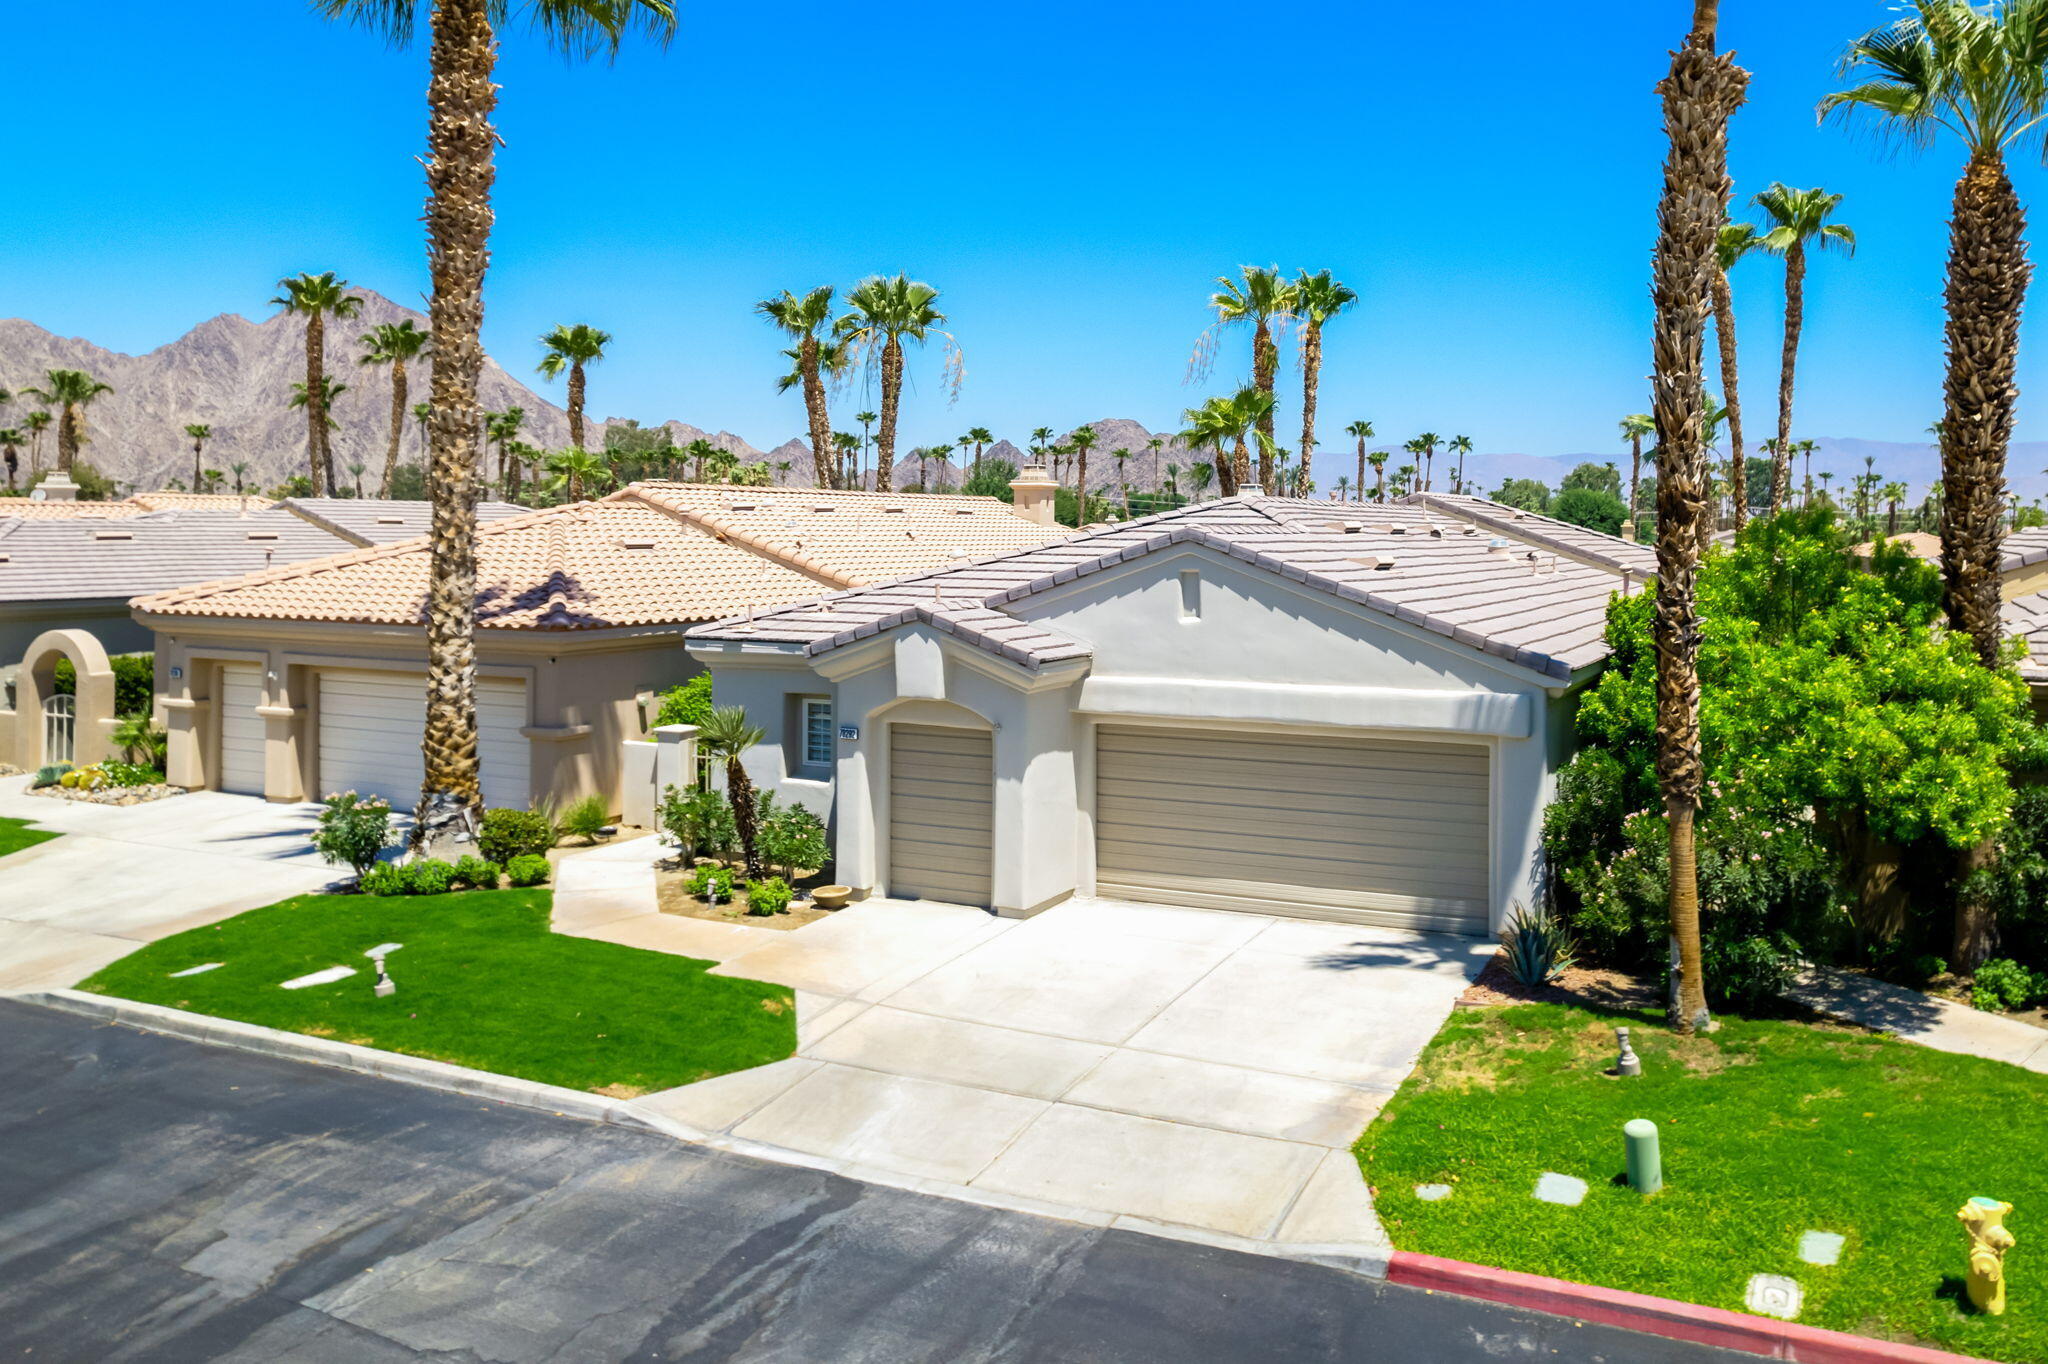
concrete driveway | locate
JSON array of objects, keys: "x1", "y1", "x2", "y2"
[
  {"x1": 557, "y1": 841, "x2": 1493, "y2": 1259},
  {"x1": 0, "y1": 776, "x2": 338, "y2": 990}
]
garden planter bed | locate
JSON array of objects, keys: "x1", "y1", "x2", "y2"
[
  {"x1": 1456, "y1": 950, "x2": 1662, "y2": 1013},
  {"x1": 654, "y1": 858, "x2": 834, "y2": 932},
  {"x1": 29, "y1": 781, "x2": 186, "y2": 807}
]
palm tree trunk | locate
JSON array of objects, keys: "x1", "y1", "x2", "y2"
[
  {"x1": 1650, "y1": 0, "x2": 1744, "y2": 1035},
  {"x1": 799, "y1": 335, "x2": 834, "y2": 489},
  {"x1": 1254, "y1": 320, "x2": 1277, "y2": 491},
  {"x1": 415, "y1": 0, "x2": 496, "y2": 832},
  {"x1": 306, "y1": 311, "x2": 328, "y2": 496},
  {"x1": 192, "y1": 438, "x2": 203, "y2": 494},
  {"x1": 1212, "y1": 445, "x2": 1237, "y2": 498},
  {"x1": 1355, "y1": 436, "x2": 1366, "y2": 504},
  {"x1": 876, "y1": 337, "x2": 902, "y2": 493},
  {"x1": 1300, "y1": 321, "x2": 1323, "y2": 486},
  {"x1": 1772, "y1": 242, "x2": 1805, "y2": 514},
  {"x1": 1941, "y1": 150, "x2": 2028, "y2": 967},
  {"x1": 727, "y1": 756, "x2": 762, "y2": 877},
  {"x1": 1628, "y1": 435, "x2": 1643, "y2": 527},
  {"x1": 1714, "y1": 268, "x2": 1746, "y2": 537},
  {"x1": 1232, "y1": 434, "x2": 1252, "y2": 492},
  {"x1": 1374, "y1": 465, "x2": 1384, "y2": 503},
  {"x1": 567, "y1": 361, "x2": 586, "y2": 450},
  {"x1": 381, "y1": 359, "x2": 407, "y2": 498},
  {"x1": 57, "y1": 406, "x2": 78, "y2": 473}
]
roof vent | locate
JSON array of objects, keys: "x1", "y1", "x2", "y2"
[
  {"x1": 1342, "y1": 523, "x2": 1363, "y2": 534},
  {"x1": 620, "y1": 537, "x2": 656, "y2": 550},
  {"x1": 1487, "y1": 537, "x2": 1512, "y2": 557},
  {"x1": 882, "y1": 505, "x2": 906, "y2": 514},
  {"x1": 1428, "y1": 525, "x2": 1443, "y2": 538},
  {"x1": 1388, "y1": 524, "x2": 1407, "y2": 535},
  {"x1": 953, "y1": 506, "x2": 975, "y2": 515},
  {"x1": 726, "y1": 501, "x2": 759, "y2": 512},
  {"x1": 93, "y1": 530, "x2": 135, "y2": 541},
  {"x1": 1461, "y1": 526, "x2": 1479, "y2": 536},
  {"x1": 1351, "y1": 555, "x2": 1395, "y2": 571},
  {"x1": 375, "y1": 515, "x2": 406, "y2": 525},
  {"x1": 810, "y1": 504, "x2": 835, "y2": 513},
  {"x1": 246, "y1": 530, "x2": 280, "y2": 541}
]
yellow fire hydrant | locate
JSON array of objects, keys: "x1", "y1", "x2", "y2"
[{"x1": 1959, "y1": 1197, "x2": 2015, "y2": 1316}]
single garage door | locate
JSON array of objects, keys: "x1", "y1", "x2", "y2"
[
  {"x1": 888, "y1": 724, "x2": 994, "y2": 908},
  {"x1": 318, "y1": 670, "x2": 531, "y2": 811},
  {"x1": 218, "y1": 662, "x2": 266, "y2": 796},
  {"x1": 1094, "y1": 725, "x2": 1490, "y2": 934}
]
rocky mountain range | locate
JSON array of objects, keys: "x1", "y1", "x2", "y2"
[{"x1": 3, "y1": 294, "x2": 2038, "y2": 503}]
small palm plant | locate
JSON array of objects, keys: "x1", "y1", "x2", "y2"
[{"x1": 698, "y1": 705, "x2": 767, "y2": 877}]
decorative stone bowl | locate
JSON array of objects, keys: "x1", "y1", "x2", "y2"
[{"x1": 811, "y1": 885, "x2": 852, "y2": 910}]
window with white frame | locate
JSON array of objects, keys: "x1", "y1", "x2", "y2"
[{"x1": 801, "y1": 697, "x2": 834, "y2": 769}]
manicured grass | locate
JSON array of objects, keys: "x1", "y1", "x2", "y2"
[
  {"x1": 0, "y1": 815, "x2": 57, "y2": 859},
  {"x1": 79, "y1": 890, "x2": 795, "y2": 1095},
  {"x1": 1357, "y1": 1001, "x2": 2047, "y2": 1362}
]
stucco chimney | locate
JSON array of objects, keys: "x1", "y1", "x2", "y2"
[
  {"x1": 31, "y1": 471, "x2": 79, "y2": 503},
  {"x1": 1009, "y1": 462, "x2": 1058, "y2": 526}
]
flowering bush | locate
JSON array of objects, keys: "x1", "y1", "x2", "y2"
[{"x1": 311, "y1": 792, "x2": 398, "y2": 880}]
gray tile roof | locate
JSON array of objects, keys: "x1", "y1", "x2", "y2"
[
  {"x1": 279, "y1": 497, "x2": 527, "y2": 546},
  {"x1": 688, "y1": 493, "x2": 1645, "y2": 681},
  {"x1": 1400, "y1": 492, "x2": 1660, "y2": 573},
  {"x1": 0, "y1": 509, "x2": 352, "y2": 605},
  {"x1": 2003, "y1": 591, "x2": 2048, "y2": 682},
  {"x1": 2002, "y1": 527, "x2": 2048, "y2": 575}
]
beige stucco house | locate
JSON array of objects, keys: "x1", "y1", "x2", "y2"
[
  {"x1": 128, "y1": 481, "x2": 1072, "y2": 814},
  {"x1": 687, "y1": 488, "x2": 1654, "y2": 936}
]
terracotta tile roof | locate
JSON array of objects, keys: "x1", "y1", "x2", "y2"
[
  {"x1": 280, "y1": 497, "x2": 527, "y2": 546},
  {"x1": 132, "y1": 500, "x2": 833, "y2": 631},
  {"x1": 128, "y1": 491, "x2": 277, "y2": 512},
  {"x1": 1849, "y1": 531, "x2": 1943, "y2": 562},
  {"x1": 0, "y1": 510, "x2": 352, "y2": 604},
  {"x1": 689, "y1": 493, "x2": 1646, "y2": 681},
  {"x1": 0, "y1": 499, "x2": 148, "y2": 520},
  {"x1": 616, "y1": 481, "x2": 1073, "y2": 583}
]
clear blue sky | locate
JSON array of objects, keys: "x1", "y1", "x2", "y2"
[{"x1": 8, "y1": 1, "x2": 2041, "y2": 474}]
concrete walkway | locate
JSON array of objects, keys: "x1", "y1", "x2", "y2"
[
  {"x1": 554, "y1": 836, "x2": 1491, "y2": 1263},
  {"x1": 0, "y1": 776, "x2": 337, "y2": 990},
  {"x1": 1787, "y1": 965, "x2": 2048, "y2": 1073}
]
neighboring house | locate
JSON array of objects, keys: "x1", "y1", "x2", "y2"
[
  {"x1": 127, "y1": 492, "x2": 278, "y2": 513},
  {"x1": 1854, "y1": 527, "x2": 2048, "y2": 698},
  {"x1": 275, "y1": 497, "x2": 526, "y2": 546},
  {"x1": 686, "y1": 490, "x2": 1654, "y2": 935},
  {"x1": 130, "y1": 482, "x2": 1073, "y2": 814}
]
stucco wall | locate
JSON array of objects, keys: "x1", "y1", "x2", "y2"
[{"x1": 2, "y1": 600, "x2": 151, "y2": 673}]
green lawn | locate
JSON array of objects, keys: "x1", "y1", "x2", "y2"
[
  {"x1": 79, "y1": 890, "x2": 795, "y2": 1095},
  {"x1": 1357, "y1": 1000, "x2": 2046, "y2": 1362},
  {"x1": 0, "y1": 815, "x2": 57, "y2": 859}
]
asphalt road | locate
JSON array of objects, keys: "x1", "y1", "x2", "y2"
[{"x1": 0, "y1": 1000, "x2": 1747, "y2": 1363}]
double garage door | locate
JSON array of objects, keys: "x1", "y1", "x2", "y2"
[{"x1": 1094, "y1": 725, "x2": 1491, "y2": 935}]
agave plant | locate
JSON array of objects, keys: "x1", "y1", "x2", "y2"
[{"x1": 1500, "y1": 903, "x2": 1577, "y2": 988}]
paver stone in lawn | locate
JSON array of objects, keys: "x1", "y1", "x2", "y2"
[
  {"x1": 1532, "y1": 1172, "x2": 1587, "y2": 1206},
  {"x1": 1744, "y1": 1273, "x2": 1803, "y2": 1320},
  {"x1": 1798, "y1": 1231, "x2": 1845, "y2": 1267}
]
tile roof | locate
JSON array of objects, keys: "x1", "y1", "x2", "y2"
[
  {"x1": 132, "y1": 500, "x2": 834, "y2": 631},
  {"x1": 2004, "y1": 592, "x2": 2048, "y2": 682},
  {"x1": 279, "y1": 497, "x2": 527, "y2": 546},
  {"x1": 689, "y1": 493, "x2": 1646, "y2": 681},
  {"x1": 1848, "y1": 531, "x2": 1943, "y2": 562},
  {"x1": 616, "y1": 481, "x2": 1073, "y2": 583},
  {"x1": 1401, "y1": 492, "x2": 1660, "y2": 573},
  {"x1": 127, "y1": 491, "x2": 277, "y2": 512},
  {"x1": 0, "y1": 499, "x2": 148, "y2": 520},
  {"x1": 0, "y1": 510, "x2": 352, "y2": 605}
]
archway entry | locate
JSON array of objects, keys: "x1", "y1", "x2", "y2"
[{"x1": 9, "y1": 628, "x2": 117, "y2": 771}]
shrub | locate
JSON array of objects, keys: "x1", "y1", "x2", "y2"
[
  {"x1": 451, "y1": 855, "x2": 502, "y2": 889},
  {"x1": 402, "y1": 859, "x2": 457, "y2": 895},
  {"x1": 60, "y1": 764, "x2": 109, "y2": 790},
  {"x1": 505, "y1": 853, "x2": 552, "y2": 887},
  {"x1": 1549, "y1": 486, "x2": 1630, "y2": 535},
  {"x1": 478, "y1": 807, "x2": 555, "y2": 864},
  {"x1": 102, "y1": 761, "x2": 163, "y2": 788},
  {"x1": 654, "y1": 673, "x2": 714, "y2": 728},
  {"x1": 685, "y1": 863, "x2": 734, "y2": 901},
  {"x1": 311, "y1": 792, "x2": 399, "y2": 880},
  {"x1": 1499, "y1": 904, "x2": 1576, "y2": 987},
  {"x1": 31, "y1": 763, "x2": 72, "y2": 789},
  {"x1": 1971, "y1": 958, "x2": 2048, "y2": 1013},
  {"x1": 659, "y1": 783, "x2": 735, "y2": 859},
  {"x1": 50, "y1": 653, "x2": 154, "y2": 716},
  {"x1": 746, "y1": 876, "x2": 792, "y2": 916},
  {"x1": 110, "y1": 711, "x2": 167, "y2": 767},
  {"x1": 558, "y1": 793, "x2": 611, "y2": 843},
  {"x1": 359, "y1": 864, "x2": 408, "y2": 896},
  {"x1": 758, "y1": 800, "x2": 828, "y2": 879}
]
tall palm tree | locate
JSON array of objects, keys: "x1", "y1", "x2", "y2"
[
  {"x1": 229, "y1": 460, "x2": 250, "y2": 496},
  {"x1": 1162, "y1": 462, "x2": 1181, "y2": 500},
  {"x1": 1752, "y1": 184, "x2": 1856, "y2": 511},
  {"x1": 698, "y1": 705, "x2": 766, "y2": 876},
  {"x1": 964, "y1": 426, "x2": 994, "y2": 474},
  {"x1": 1797, "y1": 437, "x2": 1818, "y2": 506},
  {"x1": 756, "y1": 287, "x2": 838, "y2": 488},
  {"x1": 1293, "y1": 270, "x2": 1357, "y2": 487},
  {"x1": 270, "y1": 272, "x2": 363, "y2": 496},
  {"x1": 1196, "y1": 266, "x2": 1296, "y2": 488},
  {"x1": 537, "y1": 324, "x2": 611, "y2": 451},
  {"x1": 835, "y1": 275, "x2": 956, "y2": 494},
  {"x1": 544, "y1": 447, "x2": 610, "y2": 501},
  {"x1": 853, "y1": 410, "x2": 878, "y2": 485},
  {"x1": 1068, "y1": 424, "x2": 1098, "y2": 500},
  {"x1": 23, "y1": 369, "x2": 114, "y2": 475},
  {"x1": 0, "y1": 429, "x2": 22, "y2": 491},
  {"x1": 1367, "y1": 450, "x2": 1389, "y2": 502},
  {"x1": 1112, "y1": 448, "x2": 1132, "y2": 514},
  {"x1": 1030, "y1": 426, "x2": 1054, "y2": 460},
  {"x1": 1186, "y1": 461, "x2": 1214, "y2": 501},
  {"x1": 359, "y1": 320, "x2": 431, "y2": 497},
  {"x1": 22, "y1": 410, "x2": 51, "y2": 474},
  {"x1": 1620, "y1": 413, "x2": 1655, "y2": 524},
  {"x1": 318, "y1": 0, "x2": 673, "y2": 833},
  {"x1": 1713, "y1": 222, "x2": 1761, "y2": 531},
  {"x1": 183, "y1": 424, "x2": 213, "y2": 495},
  {"x1": 1178, "y1": 401, "x2": 1237, "y2": 497},
  {"x1": 486, "y1": 407, "x2": 526, "y2": 499},
  {"x1": 832, "y1": 430, "x2": 859, "y2": 486},
  {"x1": 684, "y1": 436, "x2": 717, "y2": 481},
  {"x1": 1649, "y1": 0, "x2": 1747, "y2": 1034},
  {"x1": 411, "y1": 400, "x2": 432, "y2": 458},
  {"x1": 1448, "y1": 434, "x2": 1474, "y2": 494},
  {"x1": 1345, "y1": 420, "x2": 1375, "y2": 502},
  {"x1": 1334, "y1": 474, "x2": 1352, "y2": 502},
  {"x1": 1825, "y1": 0, "x2": 2048, "y2": 966}
]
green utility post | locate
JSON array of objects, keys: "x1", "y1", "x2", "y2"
[{"x1": 1625, "y1": 1119, "x2": 1663, "y2": 1194}]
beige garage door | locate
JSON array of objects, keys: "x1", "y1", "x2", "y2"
[
  {"x1": 318, "y1": 671, "x2": 531, "y2": 811},
  {"x1": 1094, "y1": 725, "x2": 1490, "y2": 934},
  {"x1": 888, "y1": 724, "x2": 993, "y2": 908},
  {"x1": 217, "y1": 662, "x2": 266, "y2": 796}
]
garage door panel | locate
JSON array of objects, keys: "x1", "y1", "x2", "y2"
[
  {"x1": 1095, "y1": 724, "x2": 1489, "y2": 934},
  {"x1": 889, "y1": 724, "x2": 993, "y2": 909},
  {"x1": 319, "y1": 671, "x2": 530, "y2": 812},
  {"x1": 218, "y1": 663, "x2": 266, "y2": 796}
]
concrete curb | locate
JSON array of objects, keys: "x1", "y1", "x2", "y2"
[{"x1": 1387, "y1": 1251, "x2": 1978, "y2": 1363}]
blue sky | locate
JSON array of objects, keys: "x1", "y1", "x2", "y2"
[{"x1": 7, "y1": 1, "x2": 2040, "y2": 478}]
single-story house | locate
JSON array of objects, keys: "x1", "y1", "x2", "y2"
[
  {"x1": 128, "y1": 481, "x2": 1074, "y2": 813},
  {"x1": 686, "y1": 487, "x2": 1655, "y2": 935}
]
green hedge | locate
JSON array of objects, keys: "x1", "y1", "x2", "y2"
[{"x1": 50, "y1": 653, "x2": 155, "y2": 715}]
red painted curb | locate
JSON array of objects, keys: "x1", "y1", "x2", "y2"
[{"x1": 1386, "y1": 1251, "x2": 1978, "y2": 1364}]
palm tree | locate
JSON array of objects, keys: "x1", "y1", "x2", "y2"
[
  {"x1": 1649, "y1": 0, "x2": 1746, "y2": 1035},
  {"x1": 536, "y1": 324, "x2": 610, "y2": 451},
  {"x1": 1712, "y1": 222, "x2": 1761, "y2": 533},
  {"x1": 683, "y1": 437, "x2": 717, "y2": 481},
  {"x1": 1367, "y1": 450, "x2": 1389, "y2": 502},
  {"x1": 1415, "y1": 432, "x2": 1444, "y2": 491},
  {"x1": 1068, "y1": 424, "x2": 1098, "y2": 501},
  {"x1": 1196, "y1": 266, "x2": 1296, "y2": 488},
  {"x1": 1183, "y1": 461, "x2": 1212, "y2": 502},
  {"x1": 22, "y1": 411, "x2": 51, "y2": 474},
  {"x1": 346, "y1": 460, "x2": 367, "y2": 498},
  {"x1": 23, "y1": 370, "x2": 115, "y2": 476},
  {"x1": 1030, "y1": 426, "x2": 1054, "y2": 460},
  {"x1": 1178, "y1": 387, "x2": 1272, "y2": 496},
  {"x1": 411, "y1": 401, "x2": 432, "y2": 459},
  {"x1": 964, "y1": 426, "x2": 995, "y2": 475},
  {"x1": 1752, "y1": 184, "x2": 1856, "y2": 511},
  {"x1": 485, "y1": 407, "x2": 526, "y2": 499},
  {"x1": 832, "y1": 430, "x2": 859, "y2": 486},
  {"x1": 0, "y1": 429, "x2": 22, "y2": 491},
  {"x1": 1162, "y1": 462, "x2": 1181, "y2": 500},
  {"x1": 544, "y1": 447, "x2": 609, "y2": 501},
  {"x1": 182, "y1": 424, "x2": 213, "y2": 494},
  {"x1": 835, "y1": 275, "x2": 957, "y2": 494},
  {"x1": 1293, "y1": 270, "x2": 1357, "y2": 486},
  {"x1": 358, "y1": 320, "x2": 431, "y2": 497},
  {"x1": 1112, "y1": 448, "x2": 1133, "y2": 514},
  {"x1": 854, "y1": 409, "x2": 878, "y2": 486},
  {"x1": 1392, "y1": 463, "x2": 1416, "y2": 497},
  {"x1": 1344, "y1": 420, "x2": 1375, "y2": 502},
  {"x1": 1619, "y1": 413, "x2": 1655, "y2": 524},
  {"x1": 1796, "y1": 438, "x2": 1818, "y2": 506},
  {"x1": 755, "y1": 287, "x2": 838, "y2": 488},
  {"x1": 1449, "y1": 435, "x2": 1474, "y2": 494},
  {"x1": 270, "y1": 272, "x2": 363, "y2": 496},
  {"x1": 922, "y1": 443, "x2": 954, "y2": 490},
  {"x1": 1818, "y1": 469, "x2": 1837, "y2": 505},
  {"x1": 698, "y1": 705, "x2": 767, "y2": 877},
  {"x1": 229, "y1": 460, "x2": 250, "y2": 496},
  {"x1": 289, "y1": 376, "x2": 348, "y2": 430},
  {"x1": 1334, "y1": 474, "x2": 1352, "y2": 501}
]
